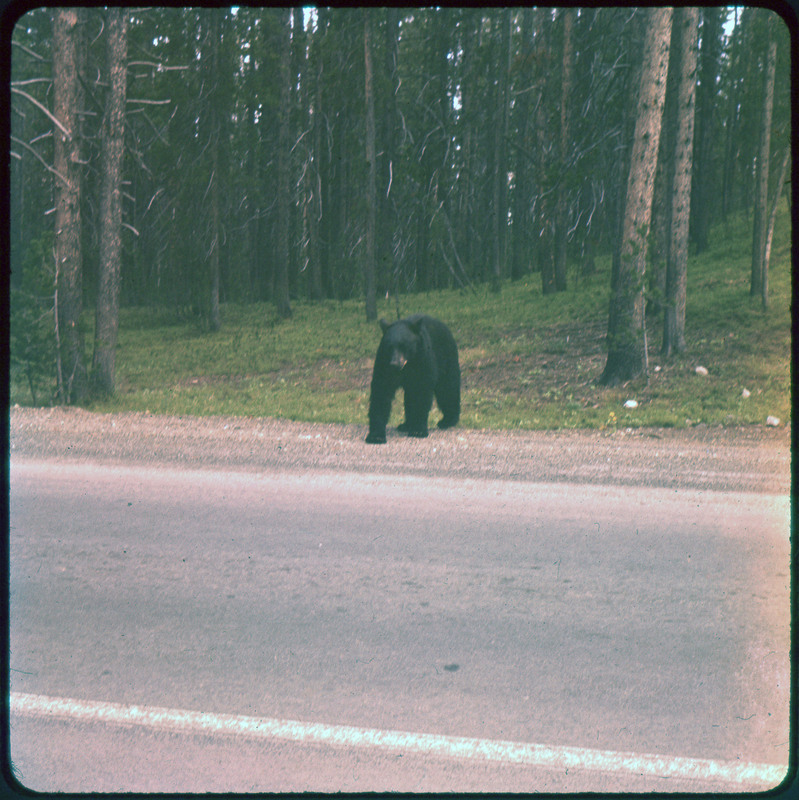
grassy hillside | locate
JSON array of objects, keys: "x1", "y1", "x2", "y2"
[{"x1": 15, "y1": 204, "x2": 791, "y2": 431}]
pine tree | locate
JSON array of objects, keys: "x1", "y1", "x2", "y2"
[
  {"x1": 662, "y1": 7, "x2": 698, "y2": 357},
  {"x1": 92, "y1": 8, "x2": 129, "y2": 395},
  {"x1": 600, "y1": 7, "x2": 672, "y2": 386},
  {"x1": 52, "y1": 8, "x2": 88, "y2": 403}
]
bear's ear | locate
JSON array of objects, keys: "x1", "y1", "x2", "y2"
[
  {"x1": 408, "y1": 318, "x2": 424, "y2": 336},
  {"x1": 379, "y1": 319, "x2": 391, "y2": 333}
]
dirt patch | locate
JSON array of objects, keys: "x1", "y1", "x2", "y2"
[
  {"x1": 305, "y1": 358, "x2": 374, "y2": 393},
  {"x1": 177, "y1": 375, "x2": 257, "y2": 389},
  {"x1": 459, "y1": 320, "x2": 607, "y2": 406}
]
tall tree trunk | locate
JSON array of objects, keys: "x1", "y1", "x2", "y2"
[
  {"x1": 380, "y1": 7, "x2": 400, "y2": 305},
  {"x1": 275, "y1": 7, "x2": 293, "y2": 318},
  {"x1": 363, "y1": 9, "x2": 377, "y2": 321},
  {"x1": 662, "y1": 7, "x2": 698, "y2": 357},
  {"x1": 599, "y1": 7, "x2": 672, "y2": 386},
  {"x1": 491, "y1": 8, "x2": 511, "y2": 293},
  {"x1": 690, "y1": 8, "x2": 723, "y2": 253},
  {"x1": 762, "y1": 145, "x2": 790, "y2": 302},
  {"x1": 649, "y1": 10, "x2": 682, "y2": 318},
  {"x1": 315, "y1": 8, "x2": 332, "y2": 299},
  {"x1": 720, "y1": 8, "x2": 744, "y2": 222},
  {"x1": 609, "y1": 10, "x2": 646, "y2": 306},
  {"x1": 510, "y1": 8, "x2": 534, "y2": 282},
  {"x1": 52, "y1": 8, "x2": 87, "y2": 403},
  {"x1": 458, "y1": 12, "x2": 479, "y2": 280},
  {"x1": 207, "y1": 10, "x2": 222, "y2": 332},
  {"x1": 91, "y1": 7, "x2": 128, "y2": 396},
  {"x1": 209, "y1": 147, "x2": 221, "y2": 330},
  {"x1": 289, "y1": 6, "x2": 306, "y2": 302},
  {"x1": 308, "y1": 28, "x2": 324, "y2": 302},
  {"x1": 553, "y1": 7, "x2": 574, "y2": 292},
  {"x1": 750, "y1": 19, "x2": 776, "y2": 308},
  {"x1": 536, "y1": 7, "x2": 557, "y2": 296}
]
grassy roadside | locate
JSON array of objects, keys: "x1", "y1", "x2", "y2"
[{"x1": 12, "y1": 205, "x2": 791, "y2": 432}]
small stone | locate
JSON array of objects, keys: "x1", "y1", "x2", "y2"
[
  {"x1": 741, "y1": 388, "x2": 751, "y2": 399},
  {"x1": 766, "y1": 416, "x2": 780, "y2": 427},
  {"x1": 695, "y1": 366, "x2": 709, "y2": 376},
  {"x1": 623, "y1": 399, "x2": 638, "y2": 409}
]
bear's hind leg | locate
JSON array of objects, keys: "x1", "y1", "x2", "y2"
[{"x1": 435, "y1": 372, "x2": 460, "y2": 430}]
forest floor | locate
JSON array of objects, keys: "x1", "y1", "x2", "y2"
[{"x1": 10, "y1": 206, "x2": 792, "y2": 433}]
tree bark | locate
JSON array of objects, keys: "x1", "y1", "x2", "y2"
[
  {"x1": 91, "y1": 8, "x2": 128, "y2": 396},
  {"x1": 720, "y1": 8, "x2": 744, "y2": 222},
  {"x1": 491, "y1": 8, "x2": 511, "y2": 293},
  {"x1": 380, "y1": 7, "x2": 400, "y2": 305},
  {"x1": 609, "y1": 10, "x2": 646, "y2": 308},
  {"x1": 510, "y1": 8, "x2": 534, "y2": 282},
  {"x1": 275, "y1": 8, "x2": 293, "y2": 318},
  {"x1": 207, "y1": 10, "x2": 222, "y2": 332},
  {"x1": 554, "y1": 7, "x2": 574, "y2": 293},
  {"x1": 363, "y1": 9, "x2": 377, "y2": 321},
  {"x1": 52, "y1": 8, "x2": 88, "y2": 403},
  {"x1": 536, "y1": 7, "x2": 557, "y2": 296},
  {"x1": 600, "y1": 7, "x2": 672, "y2": 386},
  {"x1": 762, "y1": 145, "x2": 790, "y2": 306},
  {"x1": 308, "y1": 26, "x2": 324, "y2": 303},
  {"x1": 690, "y1": 8, "x2": 724, "y2": 254},
  {"x1": 648, "y1": 11, "x2": 682, "y2": 317},
  {"x1": 750, "y1": 20, "x2": 776, "y2": 307},
  {"x1": 662, "y1": 7, "x2": 698, "y2": 357}
]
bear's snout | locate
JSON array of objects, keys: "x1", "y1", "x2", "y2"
[{"x1": 390, "y1": 352, "x2": 408, "y2": 370}]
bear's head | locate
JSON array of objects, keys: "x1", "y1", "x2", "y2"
[{"x1": 379, "y1": 318, "x2": 423, "y2": 371}]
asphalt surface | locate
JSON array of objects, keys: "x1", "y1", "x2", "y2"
[{"x1": 7, "y1": 408, "x2": 793, "y2": 794}]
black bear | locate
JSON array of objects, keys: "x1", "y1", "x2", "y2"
[{"x1": 365, "y1": 314, "x2": 460, "y2": 444}]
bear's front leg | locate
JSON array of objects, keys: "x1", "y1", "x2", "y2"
[
  {"x1": 400, "y1": 387, "x2": 433, "y2": 438},
  {"x1": 365, "y1": 382, "x2": 394, "y2": 444},
  {"x1": 366, "y1": 411, "x2": 389, "y2": 443}
]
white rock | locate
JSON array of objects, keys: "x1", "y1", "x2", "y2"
[
  {"x1": 695, "y1": 366, "x2": 709, "y2": 376},
  {"x1": 741, "y1": 388, "x2": 751, "y2": 399},
  {"x1": 623, "y1": 399, "x2": 638, "y2": 409},
  {"x1": 766, "y1": 416, "x2": 780, "y2": 427}
]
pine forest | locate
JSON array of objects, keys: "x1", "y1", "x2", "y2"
[{"x1": 8, "y1": 6, "x2": 792, "y2": 409}]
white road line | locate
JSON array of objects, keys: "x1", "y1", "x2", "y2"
[{"x1": 10, "y1": 692, "x2": 786, "y2": 789}]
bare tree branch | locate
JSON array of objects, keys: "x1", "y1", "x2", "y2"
[
  {"x1": 11, "y1": 77, "x2": 52, "y2": 87},
  {"x1": 11, "y1": 87, "x2": 72, "y2": 139},
  {"x1": 127, "y1": 97, "x2": 172, "y2": 105},
  {"x1": 12, "y1": 39, "x2": 46, "y2": 60},
  {"x1": 10, "y1": 135, "x2": 69, "y2": 185}
]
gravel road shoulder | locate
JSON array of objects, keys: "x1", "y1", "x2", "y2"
[{"x1": 8, "y1": 406, "x2": 791, "y2": 494}]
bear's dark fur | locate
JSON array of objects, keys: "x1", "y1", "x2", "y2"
[{"x1": 365, "y1": 314, "x2": 460, "y2": 444}]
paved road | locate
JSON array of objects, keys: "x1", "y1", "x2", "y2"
[{"x1": 8, "y1": 457, "x2": 791, "y2": 793}]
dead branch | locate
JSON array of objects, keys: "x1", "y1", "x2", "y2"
[{"x1": 11, "y1": 87, "x2": 71, "y2": 139}]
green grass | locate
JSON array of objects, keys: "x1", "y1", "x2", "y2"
[{"x1": 12, "y1": 202, "x2": 791, "y2": 431}]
